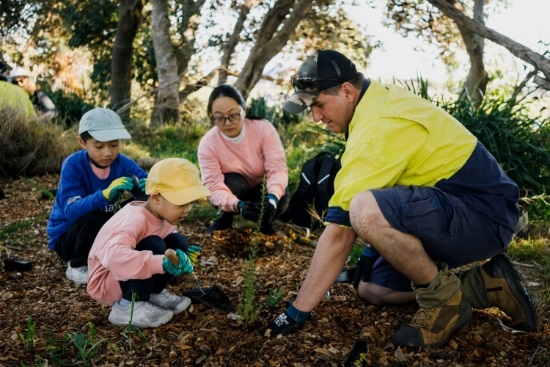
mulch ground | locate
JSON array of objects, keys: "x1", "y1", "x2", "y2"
[{"x1": 0, "y1": 174, "x2": 548, "y2": 366}]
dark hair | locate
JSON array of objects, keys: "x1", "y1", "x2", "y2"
[
  {"x1": 322, "y1": 72, "x2": 365, "y2": 96},
  {"x1": 207, "y1": 84, "x2": 246, "y2": 116},
  {"x1": 79, "y1": 131, "x2": 93, "y2": 142}
]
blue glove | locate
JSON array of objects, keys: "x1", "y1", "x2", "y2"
[
  {"x1": 163, "y1": 249, "x2": 194, "y2": 276},
  {"x1": 184, "y1": 245, "x2": 202, "y2": 266},
  {"x1": 353, "y1": 246, "x2": 380, "y2": 289},
  {"x1": 102, "y1": 177, "x2": 133, "y2": 201},
  {"x1": 259, "y1": 302, "x2": 310, "y2": 337}
]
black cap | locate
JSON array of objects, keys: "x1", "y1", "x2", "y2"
[{"x1": 283, "y1": 50, "x2": 358, "y2": 114}]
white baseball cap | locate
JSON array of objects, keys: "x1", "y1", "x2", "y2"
[
  {"x1": 10, "y1": 66, "x2": 32, "y2": 79},
  {"x1": 78, "y1": 108, "x2": 131, "y2": 142}
]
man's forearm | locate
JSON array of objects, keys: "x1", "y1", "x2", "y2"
[{"x1": 293, "y1": 224, "x2": 357, "y2": 312}]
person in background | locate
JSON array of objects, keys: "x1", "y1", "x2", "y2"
[
  {"x1": 198, "y1": 84, "x2": 289, "y2": 235},
  {"x1": 47, "y1": 108, "x2": 148, "y2": 285},
  {"x1": 87, "y1": 158, "x2": 211, "y2": 328},
  {"x1": 10, "y1": 66, "x2": 58, "y2": 121},
  {"x1": 0, "y1": 62, "x2": 36, "y2": 119},
  {"x1": 262, "y1": 50, "x2": 537, "y2": 348}
]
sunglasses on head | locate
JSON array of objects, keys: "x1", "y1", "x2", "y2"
[{"x1": 290, "y1": 75, "x2": 342, "y2": 91}]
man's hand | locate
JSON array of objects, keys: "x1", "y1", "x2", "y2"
[
  {"x1": 163, "y1": 249, "x2": 194, "y2": 276},
  {"x1": 352, "y1": 246, "x2": 380, "y2": 289},
  {"x1": 102, "y1": 177, "x2": 133, "y2": 201},
  {"x1": 259, "y1": 302, "x2": 310, "y2": 337},
  {"x1": 238, "y1": 201, "x2": 261, "y2": 222}
]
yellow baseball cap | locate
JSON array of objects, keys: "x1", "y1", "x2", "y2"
[{"x1": 146, "y1": 158, "x2": 211, "y2": 205}]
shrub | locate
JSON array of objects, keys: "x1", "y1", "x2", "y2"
[{"x1": 0, "y1": 107, "x2": 77, "y2": 177}]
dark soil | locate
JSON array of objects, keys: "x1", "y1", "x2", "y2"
[{"x1": 0, "y1": 175, "x2": 548, "y2": 366}]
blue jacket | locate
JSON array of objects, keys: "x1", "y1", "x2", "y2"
[{"x1": 47, "y1": 150, "x2": 147, "y2": 250}]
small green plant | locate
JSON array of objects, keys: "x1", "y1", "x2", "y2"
[
  {"x1": 236, "y1": 178, "x2": 268, "y2": 325},
  {"x1": 261, "y1": 287, "x2": 282, "y2": 309},
  {"x1": 19, "y1": 316, "x2": 36, "y2": 349},
  {"x1": 64, "y1": 322, "x2": 106, "y2": 366},
  {"x1": 120, "y1": 291, "x2": 145, "y2": 349}
]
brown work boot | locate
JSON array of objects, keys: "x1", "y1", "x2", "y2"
[
  {"x1": 460, "y1": 253, "x2": 537, "y2": 331},
  {"x1": 392, "y1": 266, "x2": 472, "y2": 348}
]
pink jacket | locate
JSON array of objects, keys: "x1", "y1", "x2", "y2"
[
  {"x1": 87, "y1": 202, "x2": 176, "y2": 306},
  {"x1": 197, "y1": 118, "x2": 288, "y2": 211}
]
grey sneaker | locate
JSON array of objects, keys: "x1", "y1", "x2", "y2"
[
  {"x1": 150, "y1": 289, "x2": 191, "y2": 315},
  {"x1": 65, "y1": 263, "x2": 88, "y2": 285},
  {"x1": 108, "y1": 301, "x2": 173, "y2": 328}
]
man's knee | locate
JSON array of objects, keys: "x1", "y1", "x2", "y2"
[
  {"x1": 357, "y1": 282, "x2": 386, "y2": 306},
  {"x1": 349, "y1": 191, "x2": 384, "y2": 231}
]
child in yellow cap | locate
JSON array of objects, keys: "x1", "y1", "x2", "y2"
[{"x1": 87, "y1": 158, "x2": 211, "y2": 328}]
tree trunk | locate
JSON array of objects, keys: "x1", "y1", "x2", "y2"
[
  {"x1": 453, "y1": 0, "x2": 488, "y2": 106},
  {"x1": 428, "y1": 0, "x2": 550, "y2": 90},
  {"x1": 110, "y1": 0, "x2": 144, "y2": 118},
  {"x1": 151, "y1": 0, "x2": 180, "y2": 125},
  {"x1": 218, "y1": 0, "x2": 258, "y2": 85},
  {"x1": 235, "y1": 0, "x2": 315, "y2": 100}
]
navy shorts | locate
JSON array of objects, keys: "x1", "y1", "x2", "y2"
[{"x1": 367, "y1": 185, "x2": 514, "y2": 292}]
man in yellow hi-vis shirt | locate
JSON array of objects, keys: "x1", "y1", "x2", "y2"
[{"x1": 261, "y1": 50, "x2": 537, "y2": 348}]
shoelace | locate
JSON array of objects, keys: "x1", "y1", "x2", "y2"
[{"x1": 410, "y1": 308, "x2": 436, "y2": 328}]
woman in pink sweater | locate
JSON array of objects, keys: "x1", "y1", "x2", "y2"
[{"x1": 198, "y1": 84, "x2": 289, "y2": 234}]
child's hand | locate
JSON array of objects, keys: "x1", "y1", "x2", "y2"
[
  {"x1": 102, "y1": 177, "x2": 133, "y2": 201},
  {"x1": 163, "y1": 249, "x2": 193, "y2": 276},
  {"x1": 184, "y1": 245, "x2": 202, "y2": 266}
]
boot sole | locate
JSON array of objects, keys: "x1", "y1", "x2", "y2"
[{"x1": 484, "y1": 254, "x2": 537, "y2": 331}]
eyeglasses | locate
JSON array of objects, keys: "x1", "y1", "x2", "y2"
[
  {"x1": 290, "y1": 75, "x2": 342, "y2": 91},
  {"x1": 210, "y1": 110, "x2": 242, "y2": 126}
]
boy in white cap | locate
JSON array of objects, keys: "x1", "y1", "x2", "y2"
[
  {"x1": 87, "y1": 158, "x2": 211, "y2": 328},
  {"x1": 47, "y1": 107, "x2": 148, "y2": 285}
]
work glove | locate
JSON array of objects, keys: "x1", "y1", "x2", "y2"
[
  {"x1": 259, "y1": 301, "x2": 310, "y2": 337},
  {"x1": 237, "y1": 201, "x2": 261, "y2": 222},
  {"x1": 162, "y1": 249, "x2": 194, "y2": 276},
  {"x1": 352, "y1": 246, "x2": 380, "y2": 289},
  {"x1": 102, "y1": 176, "x2": 133, "y2": 201},
  {"x1": 184, "y1": 245, "x2": 202, "y2": 267},
  {"x1": 261, "y1": 194, "x2": 278, "y2": 224},
  {"x1": 131, "y1": 175, "x2": 148, "y2": 201}
]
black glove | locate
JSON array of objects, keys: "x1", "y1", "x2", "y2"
[
  {"x1": 353, "y1": 246, "x2": 380, "y2": 289},
  {"x1": 238, "y1": 201, "x2": 261, "y2": 222},
  {"x1": 260, "y1": 302, "x2": 310, "y2": 337},
  {"x1": 261, "y1": 193, "x2": 278, "y2": 225}
]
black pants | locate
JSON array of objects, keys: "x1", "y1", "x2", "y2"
[
  {"x1": 224, "y1": 172, "x2": 290, "y2": 221},
  {"x1": 56, "y1": 210, "x2": 114, "y2": 268},
  {"x1": 119, "y1": 233, "x2": 189, "y2": 302}
]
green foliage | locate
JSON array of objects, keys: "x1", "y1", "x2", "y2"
[
  {"x1": 236, "y1": 178, "x2": 266, "y2": 325},
  {"x1": 133, "y1": 119, "x2": 209, "y2": 163},
  {"x1": 247, "y1": 97, "x2": 303, "y2": 126},
  {"x1": 47, "y1": 88, "x2": 96, "y2": 128},
  {"x1": 443, "y1": 92, "x2": 550, "y2": 198},
  {"x1": 19, "y1": 316, "x2": 37, "y2": 350},
  {"x1": 64, "y1": 323, "x2": 106, "y2": 366}
]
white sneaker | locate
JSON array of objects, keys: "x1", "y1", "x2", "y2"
[
  {"x1": 108, "y1": 301, "x2": 173, "y2": 328},
  {"x1": 65, "y1": 263, "x2": 88, "y2": 284},
  {"x1": 149, "y1": 289, "x2": 192, "y2": 315}
]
